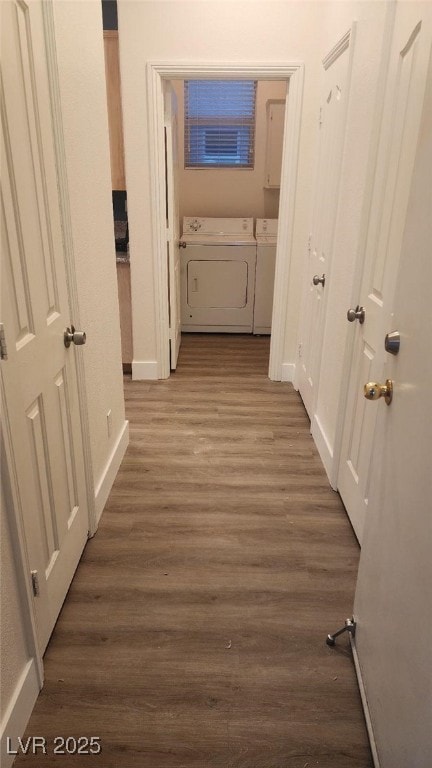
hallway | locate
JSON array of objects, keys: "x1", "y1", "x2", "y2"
[{"x1": 16, "y1": 335, "x2": 372, "y2": 767}]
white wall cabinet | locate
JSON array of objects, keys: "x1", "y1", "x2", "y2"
[{"x1": 264, "y1": 100, "x2": 285, "y2": 188}]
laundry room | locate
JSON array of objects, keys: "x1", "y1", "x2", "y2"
[{"x1": 164, "y1": 78, "x2": 288, "y2": 367}]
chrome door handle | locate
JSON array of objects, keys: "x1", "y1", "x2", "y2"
[
  {"x1": 347, "y1": 305, "x2": 365, "y2": 324},
  {"x1": 313, "y1": 274, "x2": 325, "y2": 287},
  {"x1": 64, "y1": 326, "x2": 86, "y2": 348},
  {"x1": 364, "y1": 379, "x2": 393, "y2": 405}
]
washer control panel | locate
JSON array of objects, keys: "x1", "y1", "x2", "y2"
[
  {"x1": 255, "y1": 218, "x2": 279, "y2": 237},
  {"x1": 183, "y1": 217, "x2": 254, "y2": 236}
]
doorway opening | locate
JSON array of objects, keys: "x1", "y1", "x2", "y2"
[
  {"x1": 165, "y1": 79, "x2": 287, "y2": 373},
  {"x1": 146, "y1": 62, "x2": 305, "y2": 381}
]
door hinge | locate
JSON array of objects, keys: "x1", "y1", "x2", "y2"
[
  {"x1": 319, "y1": 107, "x2": 323, "y2": 128},
  {"x1": 0, "y1": 323, "x2": 8, "y2": 360},
  {"x1": 31, "y1": 570, "x2": 40, "y2": 597},
  {"x1": 298, "y1": 343, "x2": 302, "y2": 359}
]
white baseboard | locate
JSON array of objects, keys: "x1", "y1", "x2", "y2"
[
  {"x1": 0, "y1": 660, "x2": 40, "y2": 768},
  {"x1": 311, "y1": 413, "x2": 336, "y2": 488},
  {"x1": 350, "y1": 636, "x2": 381, "y2": 768},
  {"x1": 94, "y1": 420, "x2": 129, "y2": 524},
  {"x1": 281, "y1": 362, "x2": 296, "y2": 382},
  {"x1": 132, "y1": 360, "x2": 158, "y2": 380}
]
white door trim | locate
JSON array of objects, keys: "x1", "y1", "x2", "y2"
[{"x1": 146, "y1": 61, "x2": 305, "y2": 380}]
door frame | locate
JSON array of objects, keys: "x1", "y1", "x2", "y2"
[
  {"x1": 0, "y1": 0, "x2": 96, "y2": 679},
  {"x1": 146, "y1": 61, "x2": 305, "y2": 380}
]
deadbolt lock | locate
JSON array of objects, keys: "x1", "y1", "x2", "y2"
[
  {"x1": 385, "y1": 330, "x2": 400, "y2": 355},
  {"x1": 364, "y1": 379, "x2": 393, "y2": 406}
]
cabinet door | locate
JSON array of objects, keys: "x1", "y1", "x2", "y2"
[
  {"x1": 103, "y1": 31, "x2": 125, "y2": 190},
  {"x1": 265, "y1": 101, "x2": 285, "y2": 188}
]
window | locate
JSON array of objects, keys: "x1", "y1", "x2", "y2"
[{"x1": 184, "y1": 80, "x2": 257, "y2": 168}]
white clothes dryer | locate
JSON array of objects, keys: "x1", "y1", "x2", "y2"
[
  {"x1": 180, "y1": 217, "x2": 256, "y2": 332},
  {"x1": 253, "y1": 218, "x2": 278, "y2": 335}
]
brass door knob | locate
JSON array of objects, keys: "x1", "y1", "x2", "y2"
[{"x1": 364, "y1": 379, "x2": 393, "y2": 405}]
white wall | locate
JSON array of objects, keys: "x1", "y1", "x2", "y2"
[
  {"x1": 118, "y1": 0, "x2": 326, "y2": 375},
  {"x1": 172, "y1": 79, "x2": 286, "y2": 221},
  {"x1": 53, "y1": 0, "x2": 128, "y2": 511}
]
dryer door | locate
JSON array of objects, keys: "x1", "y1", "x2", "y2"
[
  {"x1": 181, "y1": 244, "x2": 256, "y2": 332},
  {"x1": 188, "y1": 260, "x2": 248, "y2": 308}
]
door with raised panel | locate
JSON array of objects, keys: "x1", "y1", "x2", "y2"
[
  {"x1": 337, "y1": 6, "x2": 431, "y2": 543},
  {"x1": 1, "y1": 0, "x2": 89, "y2": 653},
  {"x1": 297, "y1": 32, "x2": 353, "y2": 418},
  {"x1": 353, "y1": 32, "x2": 432, "y2": 766}
]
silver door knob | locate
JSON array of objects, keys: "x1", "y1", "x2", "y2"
[
  {"x1": 313, "y1": 274, "x2": 325, "y2": 287},
  {"x1": 64, "y1": 326, "x2": 86, "y2": 348},
  {"x1": 347, "y1": 305, "x2": 365, "y2": 324}
]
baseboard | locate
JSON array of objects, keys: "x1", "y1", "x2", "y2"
[
  {"x1": 281, "y1": 362, "x2": 296, "y2": 383},
  {"x1": 350, "y1": 635, "x2": 381, "y2": 768},
  {"x1": 311, "y1": 414, "x2": 336, "y2": 488},
  {"x1": 132, "y1": 360, "x2": 159, "y2": 380},
  {"x1": 0, "y1": 660, "x2": 40, "y2": 768},
  {"x1": 94, "y1": 420, "x2": 129, "y2": 524}
]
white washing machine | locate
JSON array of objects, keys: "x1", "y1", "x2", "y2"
[
  {"x1": 253, "y1": 218, "x2": 278, "y2": 335},
  {"x1": 180, "y1": 217, "x2": 257, "y2": 332}
]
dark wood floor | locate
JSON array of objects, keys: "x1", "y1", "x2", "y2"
[{"x1": 16, "y1": 335, "x2": 372, "y2": 767}]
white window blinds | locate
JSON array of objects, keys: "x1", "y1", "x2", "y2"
[{"x1": 184, "y1": 80, "x2": 257, "y2": 169}]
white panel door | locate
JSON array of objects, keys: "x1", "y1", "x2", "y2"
[
  {"x1": 164, "y1": 82, "x2": 181, "y2": 370},
  {"x1": 337, "y1": 6, "x2": 431, "y2": 543},
  {"x1": 353, "y1": 35, "x2": 432, "y2": 766},
  {"x1": 297, "y1": 33, "x2": 353, "y2": 418},
  {"x1": 1, "y1": 0, "x2": 89, "y2": 654}
]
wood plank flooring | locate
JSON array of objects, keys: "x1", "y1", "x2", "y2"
[{"x1": 15, "y1": 335, "x2": 372, "y2": 767}]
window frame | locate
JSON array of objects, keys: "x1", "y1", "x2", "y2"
[{"x1": 184, "y1": 80, "x2": 257, "y2": 170}]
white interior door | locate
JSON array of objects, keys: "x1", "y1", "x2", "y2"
[
  {"x1": 337, "y1": 5, "x2": 431, "y2": 543},
  {"x1": 164, "y1": 82, "x2": 181, "y2": 369},
  {"x1": 1, "y1": 0, "x2": 89, "y2": 654},
  {"x1": 297, "y1": 32, "x2": 353, "y2": 418},
  {"x1": 353, "y1": 40, "x2": 432, "y2": 767}
]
